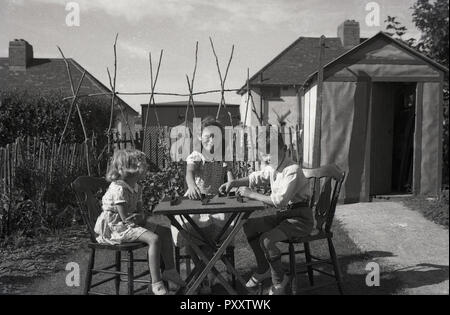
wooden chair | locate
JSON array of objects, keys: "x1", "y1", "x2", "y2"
[
  {"x1": 282, "y1": 164, "x2": 346, "y2": 295},
  {"x1": 71, "y1": 176, "x2": 151, "y2": 295}
]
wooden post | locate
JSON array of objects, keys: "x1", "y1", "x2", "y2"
[{"x1": 313, "y1": 35, "x2": 326, "y2": 168}]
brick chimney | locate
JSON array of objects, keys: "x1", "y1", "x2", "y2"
[
  {"x1": 338, "y1": 20, "x2": 360, "y2": 48},
  {"x1": 9, "y1": 39, "x2": 34, "y2": 70}
]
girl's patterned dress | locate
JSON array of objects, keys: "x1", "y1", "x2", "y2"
[
  {"x1": 94, "y1": 180, "x2": 148, "y2": 245},
  {"x1": 171, "y1": 151, "x2": 231, "y2": 247}
]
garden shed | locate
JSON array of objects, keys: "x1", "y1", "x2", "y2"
[{"x1": 303, "y1": 32, "x2": 448, "y2": 202}]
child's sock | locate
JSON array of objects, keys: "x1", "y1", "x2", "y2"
[
  {"x1": 273, "y1": 274, "x2": 289, "y2": 288},
  {"x1": 151, "y1": 281, "x2": 168, "y2": 295}
]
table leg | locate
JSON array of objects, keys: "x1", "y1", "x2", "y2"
[
  {"x1": 185, "y1": 212, "x2": 251, "y2": 295},
  {"x1": 168, "y1": 216, "x2": 234, "y2": 294}
]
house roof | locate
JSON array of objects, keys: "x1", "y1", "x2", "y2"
[
  {"x1": 303, "y1": 32, "x2": 449, "y2": 85},
  {"x1": 141, "y1": 100, "x2": 240, "y2": 107},
  {"x1": 238, "y1": 36, "x2": 365, "y2": 94},
  {"x1": 0, "y1": 57, "x2": 138, "y2": 115}
]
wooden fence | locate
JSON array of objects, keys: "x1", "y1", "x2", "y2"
[
  {"x1": 0, "y1": 137, "x2": 100, "y2": 195},
  {"x1": 1, "y1": 125, "x2": 303, "y2": 193},
  {"x1": 136, "y1": 125, "x2": 303, "y2": 171}
]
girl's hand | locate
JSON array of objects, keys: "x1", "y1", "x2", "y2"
[
  {"x1": 219, "y1": 181, "x2": 235, "y2": 195},
  {"x1": 185, "y1": 185, "x2": 202, "y2": 200},
  {"x1": 125, "y1": 213, "x2": 146, "y2": 226},
  {"x1": 237, "y1": 186, "x2": 252, "y2": 198}
]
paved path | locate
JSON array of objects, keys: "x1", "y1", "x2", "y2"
[{"x1": 335, "y1": 201, "x2": 449, "y2": 295}]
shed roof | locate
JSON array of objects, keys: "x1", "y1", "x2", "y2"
[{"x1": 303, "y1": 32, "x2": 449, "y2": 85}]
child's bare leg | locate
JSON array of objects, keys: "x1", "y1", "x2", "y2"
[
  {"x1": 154, "y1": 225, "x2": 176, "y2": 270},
  {"x1": 137, "y1": 231, "x2": 161, "y2": 283},
  {"x1": 260, "y1": 228, "x2": 288, "y2": 285},
  {"x1": 152, "y1": 225, "x2": 185, "y2": 286}
]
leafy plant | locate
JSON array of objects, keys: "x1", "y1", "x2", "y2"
[
  {"x1": 0, "y1": 90, "x2": 113, "y2": 147},
  {"x1": 385, "y1": 3, "x2": 449, "y2": 188},
  {"x1": 140, "y1": 135, "x2": 186, "y2": 210}
]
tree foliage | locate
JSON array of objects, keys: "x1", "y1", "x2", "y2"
[
  {"x1": 0, "y1": 90, "x2": 113, "y2": 147},
  {"x1": 412, "y1": 0, "x2": 449, "y2": 68},
  {"x1": 385, "y1": 0, "x2": 449, "y2": 187}
]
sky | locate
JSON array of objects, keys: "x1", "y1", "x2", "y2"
[{"x1": 1, "y1": 0, "x2": 422, "y2": 113}]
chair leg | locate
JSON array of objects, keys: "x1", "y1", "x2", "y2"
[
  {"x1": 175, "y1": 246, "x2": 181, "y2": 273},
  {"x1": 186, "y1": 257, "x2": 191, "y2": 277},
  {"x1": 127, "y1": 251, "x2": 134, "y2": 295},
  {"x1": 115, "y1": 251, "x2": 121, "y2": 295},
  {"x1": 327, "y1": 238, "x2": 344, "y2": 295},
  {"x1": 84, "y1": 248, "x2": 95, "y2": 295},
  {"x1": 304, "y1": 242, "x2": 314, "y2": 286},
  {"x1": 288, "y1": 243, "x2": 297, "y2": 295}
]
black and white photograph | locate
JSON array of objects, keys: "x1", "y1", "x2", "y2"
[{"x1": 0, "y1": 0, "x2": 448, "y2": 301}]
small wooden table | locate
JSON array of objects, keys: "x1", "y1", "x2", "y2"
[{"x1": 153, "y1": 196, "x2": 265, "y2": 295}]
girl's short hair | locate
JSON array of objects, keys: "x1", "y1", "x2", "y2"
[{"x1": 106, "y1": 149, "x2": 147, "y2": 182}]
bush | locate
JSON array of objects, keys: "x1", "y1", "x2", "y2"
[
  {"x1": 442, "y1": 87, "x2": 449, "y2": 188},
  {"x1": 0, "y1": 90, "x2": 113, "y2": 147},
  {"x1": 140, "y1": 161, "x2": 186, "y2": 211},
  {"x1": 0, "y1": 150, "x2": 95, "y2": 239}
]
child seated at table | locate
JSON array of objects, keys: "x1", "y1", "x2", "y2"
[
  {"x1": 171, "y1": 116, "x2": 233, "y2": 294},
  {"x1": 94, "y1": 149, "x2": 185, "y2": 295},
  {"x1": 219, "y1": 129, "x2": 313, "y2": 295}
]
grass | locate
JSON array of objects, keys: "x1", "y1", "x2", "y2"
[{"x1": 402, "y1": 190, "x2": 449, "y2": 228}]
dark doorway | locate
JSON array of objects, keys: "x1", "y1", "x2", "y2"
[{"x1": 370, "y1": 82, "x2": 416, "y2": 196}]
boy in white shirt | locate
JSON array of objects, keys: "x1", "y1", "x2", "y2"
[{"x1": 219, "y1": 131, "x2": 313, "y2": 295}]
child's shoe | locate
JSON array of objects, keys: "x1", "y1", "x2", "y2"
[
  {"x1": 268, "y1": 275, "x2": 290, "y2": 295},
  {"x1": 198, "y1": 277, "x2": 212, "y2": 295},
  {"x1": 151, "y1": 281, "x2": 168, "y2": 295},
  {"x1": 162, "y1": 269, "x2": 186, "y2": 289},
  {"x1": 245, "y1": 269, "x2": 271, "y2": 288}
]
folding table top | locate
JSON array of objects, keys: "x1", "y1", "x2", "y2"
[{"x1": 153, "y1": 196, "x2": 266, "y2": 215}]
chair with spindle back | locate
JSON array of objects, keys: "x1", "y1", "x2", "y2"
[
  {"x1": 281, "y1": 164, "x2": 346, "y2": 295},
  {"x1": 71, "y1": 176, "x2": 151, "y2": 295}
]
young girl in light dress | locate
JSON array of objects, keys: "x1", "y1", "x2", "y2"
[
  {"x1": 171, "y1": 116, "x2": 233, "y2": 294},
  {"x1": 94, "y1": 149, "x2": 184, "y2": 295}
]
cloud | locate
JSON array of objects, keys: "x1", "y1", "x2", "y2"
[
  {"x1": 16, "y1": 0, "x2": 420, "y2": 35},
  {"x1": 23, "y1": 0, "x2": 199, "y2": 23},
  {"x1": 118, "y1": 40, "x2": 149, "y2": 59},
  {"x1": 21, "y1": 0, "x2": 311, "y2": 32}
]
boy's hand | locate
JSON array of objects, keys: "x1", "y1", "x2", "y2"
[
  {"x1": 219, "y1": 181, "x2": 235, "y2": 195},
  {"x1": 185, "y1": 185, "x2": 202, "y2": 200}
]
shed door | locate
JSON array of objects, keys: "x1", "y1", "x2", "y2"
[{"x1": 370, "y1": 83, "x2": 395, "y2": 195}]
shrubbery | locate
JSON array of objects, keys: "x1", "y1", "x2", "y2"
[
  {"x1": 0, "y1": 90, "x2": 114, "y2": 240},
  {"x1": 0, "y1": 90, "x2": 112, "y2": 147},
  {"x1": 0, "y1": 157, "x2": 90, "y2": 239}
]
